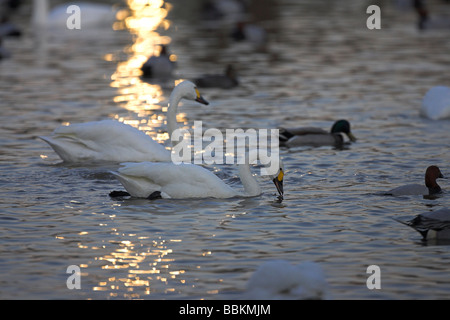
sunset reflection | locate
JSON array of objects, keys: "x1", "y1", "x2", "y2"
[
  {"x1": 110, "y1": 0, "x2": 174, "y2": 143},
  {"x1": 92, "y1": 234, "x2": 186, "y2": 298},
  {"x1": 90, "y1": 0, "x2": 187, "y2": 298}
]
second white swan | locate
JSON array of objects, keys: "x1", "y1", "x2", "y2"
[{"x1": 109, "y1": 161, "x2": 284, "y2": 199}]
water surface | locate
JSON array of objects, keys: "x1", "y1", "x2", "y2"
[{"x1": 1, "y1": 0, "x2": 450, "y2": 299}]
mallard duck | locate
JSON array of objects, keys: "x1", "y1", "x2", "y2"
[
  {"x1": 194, "y1": 64, "x2": 238, "y2": 89},
  {"x1": 386, "y1": 165, "x2": 444, "y2": 196},
  {"x1": 279, "y1": 119, "x2": 356, "y2": 148},
  {"x1": 394, "y1": 208, "x2": 450, "y2": 240}
]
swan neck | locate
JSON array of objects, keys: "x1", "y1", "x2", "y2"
[
  {"x1": 238, "y1": 164, "x2": 261, "y2": 196},
  {"x1": 167, "y1": 88, "x2": 183, "y2": 139},
  {"x1": 32, "y1": 0, "x2": 48, "y2": 27}
]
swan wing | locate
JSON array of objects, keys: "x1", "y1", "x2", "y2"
[
  {"x1": 40, "y1": 120, "x2": 171, "y2": 163},
  {"x1": 115, "y1": 162, "x2": 238, "y2": 199}
]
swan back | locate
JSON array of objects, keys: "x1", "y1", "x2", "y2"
[{"x1": 113, "y1": 162, "x2": 237, "y2": 199}]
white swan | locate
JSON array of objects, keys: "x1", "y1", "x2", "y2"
[
  {"x1": 245, "y1": 260, "x2": 329, "y2": 300},
  {"x1": 109, "y1": 161, "x2": 284, "y2": 199},
  {"x1": 40, "y1": 80, "x2": 209, "y2": 163},
  {"x1": 394, "y1": 208, "x2": 450, "y2": 240},
  {"x1": 32, "y1": 0, "x2": 117, "y2": 29},
  {"x1": 421, "y1": 86, "x2": 450, "y2": 120}
]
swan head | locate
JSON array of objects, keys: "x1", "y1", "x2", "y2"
[
  {"x1": 271, "y1": 164, "x2": 284, "y2": 200},
  {"x1": 331, "y1": 119, "x2": 356, "y2": 142},
  {"x1": 175, "y1": 80, "x2": 209, "y2": 105}
]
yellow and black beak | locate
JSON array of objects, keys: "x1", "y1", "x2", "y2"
[
  {"x1": 272, "y1": 169, "x2": 284, "y2": 199},
  {"x1": 195, "y1": 88, "x2": 209, "y2": 105}
]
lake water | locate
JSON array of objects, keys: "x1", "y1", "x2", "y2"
[{"x1": 1, "y1": 0, "x2": 450, "y2": 300}]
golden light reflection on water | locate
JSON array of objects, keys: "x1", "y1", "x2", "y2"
[
  {"x1": 89, "y1": 234, "x2": 187, "y2": 299},
  {"x1": 110, "y1": 0, "x2": 174, "y2": 144},
  {"x1": 87, "y1": 0, "x2": 189, "y2": 298}
]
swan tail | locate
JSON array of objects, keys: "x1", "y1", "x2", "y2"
[
  {"x1": 110, "y1": 170, "x2": 162, "y2": 198},
  {"x1": 39, "y1": 134, "x2": 94, "y2": 162},
  {"x1": 39, "y1": 135, "x2": 73, "y2": 162}
]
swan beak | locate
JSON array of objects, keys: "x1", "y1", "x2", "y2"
[
  {"x1": 194, "y1": 88, "x2": 209, "y2": 105},
  {"x1": 195, "y1": 95, "x2": 209, "y2": 105},
  {"x1": 347, "y1": 132, "x2": 357, "y2": 142},
  {"x1": 273, "y1": 169, "x2": 284, "y2": 199}
]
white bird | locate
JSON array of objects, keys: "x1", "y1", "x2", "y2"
[
  {"x1": 32, "y1": 0, "x2": 117, "y2": 29},
  {"x1": 421, "y1": 86, "x2": 450, "y2": 120},
  {"x1": 394, "y1": 208, "x2": 450, "y2": 240},
  {"x1": 245, "y1": 260, "x2": 329, "y2": 300},
  {"x1": 40, "y1": 81, "x2": 209, "y2": 163},
  {"x1": 109, "y1": 161, "x2": 284, "y2": 200},
  {"x1": 385, "y1": 165, "x2": 444, "y2": 196}
]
